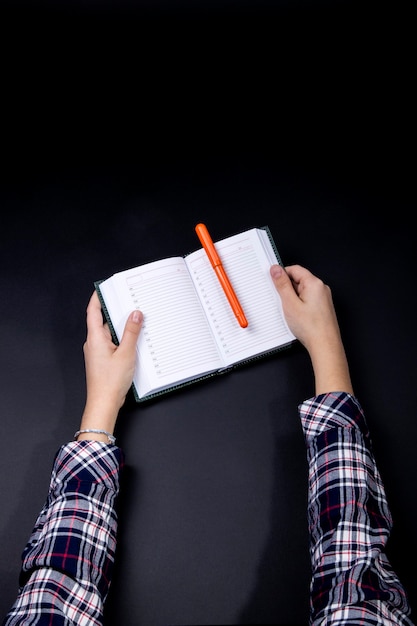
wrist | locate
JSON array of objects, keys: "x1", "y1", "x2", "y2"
[
  {"x1": 79, "y1": 399, "x2": 120, "y2": 437},
  {"x1": 74, "y1": 429, "x2": 116, "y2": 445},
  {"x1": 309, "y1": 340, "x2": 354, "y2": 396}
]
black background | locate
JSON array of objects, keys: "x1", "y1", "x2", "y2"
[{"x1": 1, "y1": 1, "x2": 415, "y2": 624}]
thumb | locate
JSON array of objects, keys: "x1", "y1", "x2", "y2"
[
  {"x1": 270, "y1": 265, "x2": 299, "y2": 309},
  {"x1": 119, "y1": 310, "x2": 143, "y2": 353}
]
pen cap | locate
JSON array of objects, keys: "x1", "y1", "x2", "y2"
[{"x1": 195, "y1": 223, "x2": 222, "y2": 266}]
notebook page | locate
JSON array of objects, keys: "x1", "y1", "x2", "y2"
[
  {"x1": 186, "y1": 228, "x2": 295, "y2": 366},
  {"x1": 99, "y1": 257, "x2": 224, "y2": 398}
]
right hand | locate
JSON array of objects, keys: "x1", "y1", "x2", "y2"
[
  {"x1": 270, "y1": 264, "x2": 341, "y2": 355},
  {"x1": 270, "y1": 264, "x2": 353, "y2": 396}
]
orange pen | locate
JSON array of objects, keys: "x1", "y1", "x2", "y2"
[{"x1": 195, "y1": 223, "x2": 248, "y2": 328}]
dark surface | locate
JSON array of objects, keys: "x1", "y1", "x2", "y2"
[{"x1": 1, "y1": 1, "x2": 415, "y2": 624}]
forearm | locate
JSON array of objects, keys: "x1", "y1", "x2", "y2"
[
  {"x1": 4, "y1": 441, "x2": 123, "y2": 624},
  {"x1": 300, "y1": 393, "x2": 412, "y2": 624}
]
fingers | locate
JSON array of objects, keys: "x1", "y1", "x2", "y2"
[
  {"x1": 86, "y1": 291, "x2": 105, "y2": 335},
  {"x1": 86, "y1": 291, "x2": 143, "y2": 352},
  {"x1": 284, "y1": 264, "x2": 315, "y2": 287}
]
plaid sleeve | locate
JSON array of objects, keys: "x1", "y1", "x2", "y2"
[
  {"x1": 299, "y1": 392, "x2": 413, "y2": 625},
  {"x1": 3, "y1": 440, "x2": 124, "y2": 626}
]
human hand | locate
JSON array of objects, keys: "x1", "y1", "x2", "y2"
[
  {"x1": 78, "y1": 291, "x2": 143, "y2": 441},
  {"x1": 270, "y1": 264, "x2": 341, "y2": 353},
  {"x1": 270, "y1": 264, "x2": 353, "y2": 395}
]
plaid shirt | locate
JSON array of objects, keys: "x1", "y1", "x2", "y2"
[
  {"x1": 300, "y1": 392, "x2": 413, "y2": 625},
  {"x1": 3, "y1": 441, "x2": 124, "y2": 625},
  {"x1": 3, "y1": 393, "x2": 414, "y2": 625}
]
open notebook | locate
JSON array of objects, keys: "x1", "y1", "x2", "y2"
[{"x1": 95, "y1": 226, "x2": 296, "y2": 401}]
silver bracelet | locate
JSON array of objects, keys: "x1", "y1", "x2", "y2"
[{"x1": 74, "y1": 429, "x2": 116, "y2": 445}]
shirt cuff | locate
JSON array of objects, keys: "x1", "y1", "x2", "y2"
[
  {"x1": 51, "y1": 440, "x2": 124, "y2": 495},
  {"x1": 298, "y1": 391, "x2": 369, "y2": 440}
]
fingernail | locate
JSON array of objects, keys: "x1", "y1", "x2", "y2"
[
  {"x1": 270, "y1": 265, "x2": 283, "y2": 278},
  {"x1": 132, "y1": 310, "x2": 143, "y2": 324}
]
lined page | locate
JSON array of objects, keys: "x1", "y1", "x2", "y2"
[
  {"x1": 186, "y1": 228, "x2": 295, "y2": 366},
  {"x1": 99, "y1": 258, "x2": 223, "y2": 398}
]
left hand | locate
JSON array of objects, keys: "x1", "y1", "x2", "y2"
[{"x1": 79, "y1": 291, "x2": 143, "y2": 438}]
